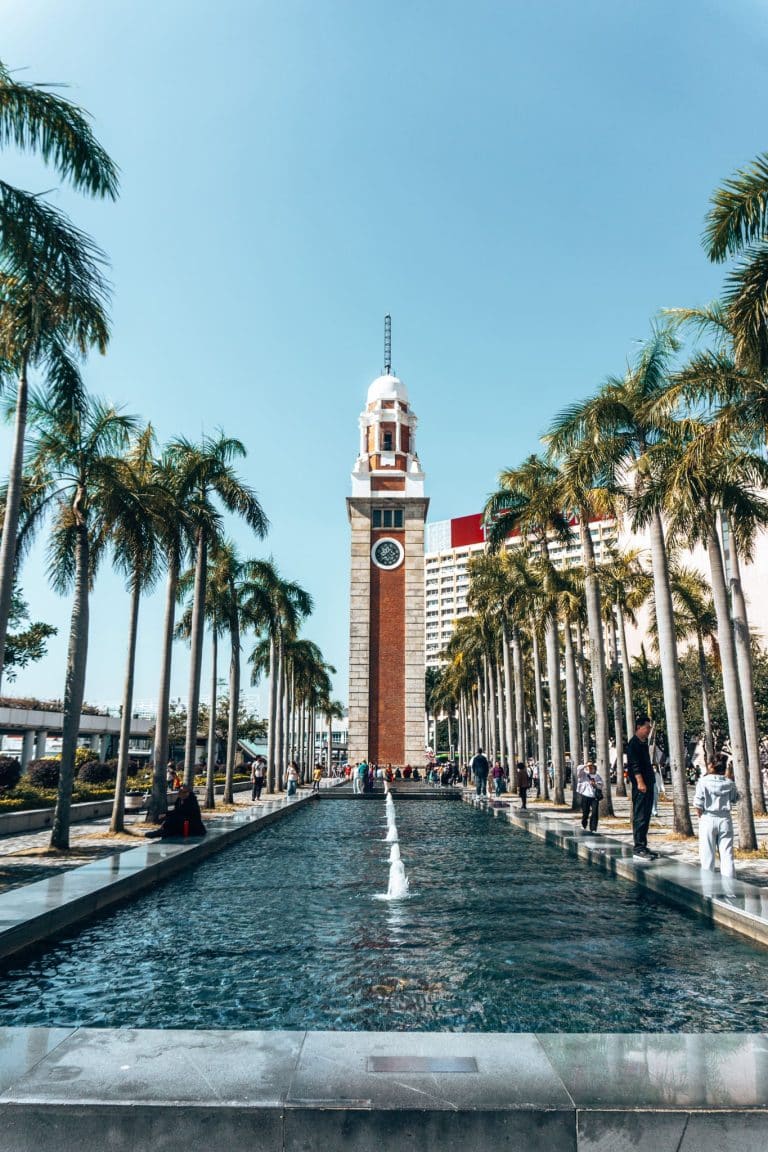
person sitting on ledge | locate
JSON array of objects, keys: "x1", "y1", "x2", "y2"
[{"x1": 145, "y1": 784, "x2": 206, "y2": 839}]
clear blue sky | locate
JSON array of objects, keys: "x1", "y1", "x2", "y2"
[{"x1": 1, "y1": 0, "x2": 766, "y2": 713}]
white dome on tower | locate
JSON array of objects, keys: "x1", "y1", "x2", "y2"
[{"x1": 367, "y1": 372, "x2": 409, "y2": 405}]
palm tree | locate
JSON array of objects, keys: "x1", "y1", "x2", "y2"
[
  {"x1": 286, "y1": 638, "x2": 330, "y2": 777},
  {"x1": 641, "y1": 419, "x2": 768, "y2": 848},
  {"x1": 147, "y1": 444, "x2": 195, "y2": 821},
  {"x1": 664, "y1": 308, "x2": 768, "y2": 815},
  {"x1": 106, "y1": 426, "x2": 164, "y2": 832},
  {"x1": 485, "y1": 455, "x2": 573, "y2": 805},
  {"x1": 0, "y1": 59, "x2": 117, "y2": 686},
  {"x1": 16, "y1": 389, "x2": 137, "y2": 850},
  {"x1": 555, "y1": 566, "x2": 585, "y2": 805},
  {"x1": 545, "y1": 326, "x2": 693, "y2": 835},
  {"x1": 322, "y1": 698, "x2": 345, "y2": 773},
  {"x1": 663, "y1": 561, "x2": 718, "y2": 765},
  {"x1": 176, "y1": 541, "x2": 235, "y2": 808},
  {"x1": 598, "y1": 548, "x2": 652, "y2": 798},
  {"x1": 0, "y1": 58, "x2": 118, "y2": 279},
  {"x1": 268, "y1": 577, "x2": 313, "y2": 788},
  {"x1": 703, "y1": 151, "x2": 768, "y2": 370},
  {"x1": 169, "y1": 434, "x2": 268, "y2": 785}
]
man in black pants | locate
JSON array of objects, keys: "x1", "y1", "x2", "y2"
[
  {"x1": 470, "y1": 748, "x2": 490, "y2": 797},
  {"x1": 627, "y1": 715, "x2": 657, "y2": 859}
]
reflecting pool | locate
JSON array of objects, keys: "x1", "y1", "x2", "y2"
[{"x1": 1, "y1": 800, "x2": 766, "y2": 1031}]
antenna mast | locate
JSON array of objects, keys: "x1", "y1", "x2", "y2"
[{"x1": 384, "y1": 313, "x2": 392, "y2": 375}]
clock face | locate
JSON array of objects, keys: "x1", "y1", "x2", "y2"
[{"x1": 371, "y1": 537, "x2": 404, "y2": 570}]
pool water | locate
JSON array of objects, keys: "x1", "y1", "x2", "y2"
[{"x1": 1, "y1": 800, "x2": 766, "y2": 1031}]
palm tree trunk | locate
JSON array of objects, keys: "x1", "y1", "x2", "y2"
[
  {"x1": 205, "y1": 626, "x2": 218, "y2": 809},
  {"x1": 274, "y1": 634, "x2": 285, "y2": 787},
  {"x1": 224, "y1": 612, "x2": 240, "y2": 805},
  {"x1": 183, "y1": 527, "x2": 207, "y2": 785},
  {"x1": 575, "y1": 617, "x2": 591, "y2": 766},
  {"x1": 309, "y1": 707, "x2": 316, "y2": 779},
  {"x1": 609, "y1": 613, "x2": 625, "y2": 811},
  {"x1": 563, "y1": 615, "x2": 581, "y2": 810},
  {"x1": 0, "y1": 354, "x2": 29, "y2": 685},
  {"x1": 111, "y1": 571, "x2": 141, "y2": 833},
  {"x1": 532, "y1": 624, "x2": 549, "y2": 800},
  {"x1": 579, "y1": 513, "x2": 612, "y2": 815},
  {"x1": 286, "y1": 667, "x2": 295, "y2": 762},
  {"x1": 327, "y1": 714, "x2": 333, "y2": 773},
  {"x1": 616, "y1": 602, "x2": 634, "y2": 796},
  {"x1": 512, "y1": 625, "x2": 526, "y2": 770},
  {"x1": 298, "y1": 702, "x2": 305, "y2": 779},
  {"x1": 266, "y1": 636, "x2": 277, "y2": 792},
  {"x1": 545, "y1": 612, "x2": 566, "y2": 805},
  {"x1": 501, "y1": 620, "x2": 516, "y2": 784},
  {"x1": 50, "y1": 520, "x2": 90, "y2": 851},
  {"x1": 493, "y1": 652, "x2": 504, "y2": 765},
  {"x1": 148, "y1": 553, "x2": 178, "y2": 822},
  {"x1": 648, "y1": 509, "x2": 692, "y2": 835},
  {"x1": 697, "y1": 632, "x2": 715, "y2": 764},
  {"x1": 706, "y1": 521, "x2": 756, "y2": 849},
  {"x1": 726, "y1": 521, "x2": 766, "y2": 814}
]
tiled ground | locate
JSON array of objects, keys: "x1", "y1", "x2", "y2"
[{"x1": 490, "y1": 785, "x2": 768, "y2": 886}]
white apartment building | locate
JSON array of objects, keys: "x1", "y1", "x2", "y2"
[{"x1": 424, "y1": 511, "x2": 619, "y2": 667}]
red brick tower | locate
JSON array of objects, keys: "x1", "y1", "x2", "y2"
[{"x1": 347, "y1": 318, "x2": 428, "y2": 767}]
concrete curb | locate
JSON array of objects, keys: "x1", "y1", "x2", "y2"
[{"x1": 0, "y1": 1028, "x2": 766, "y2": 1151}]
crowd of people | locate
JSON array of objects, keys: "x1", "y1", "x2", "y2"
[{"x1": 161, "y1": 724, "x2": 744, "y2": 881}]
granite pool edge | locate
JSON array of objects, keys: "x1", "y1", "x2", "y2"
[
  {"x1": 471, "y1": 796, "x2": 768, "y2": 949},
  {"x1": 0, "y1": 795, "x2": 312, "y2": 963},
  {"x1": 0, "y1": 1028, "x2": 766, "y2": 1152}
]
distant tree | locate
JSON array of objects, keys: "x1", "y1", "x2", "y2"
[{"x1": 2, "y1": 586, "x2": 55, "y2": 681}]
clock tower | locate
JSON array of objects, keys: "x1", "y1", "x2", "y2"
[{"x1": 347, "y1": 317, "x2": 428, "y2": 768}]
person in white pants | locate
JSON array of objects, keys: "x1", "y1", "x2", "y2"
[{"x1": 694, "y1": 760, "x2": 740, "y2": 877}]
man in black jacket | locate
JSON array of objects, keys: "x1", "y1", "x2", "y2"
[
  {"x1": 470, "y1": 748, "x2": 490, "y2": 797},
  {"x1": 626, "y1": 716, "x2": 656, "y2": 859}
]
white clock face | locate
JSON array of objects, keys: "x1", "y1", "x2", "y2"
[{"x1": 371, "y1": 537, "x2": 404, "y2": 570}]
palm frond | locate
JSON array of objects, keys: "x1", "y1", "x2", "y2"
[
  {"x1": 704, "y1": 152, "x2": 768, "y2": 262},
  {"x1": 0, "y1": 61, "x2": 119, "y2": 198}
]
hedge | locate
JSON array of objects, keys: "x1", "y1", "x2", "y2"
[{"x1": 0, "y1": 755, "x2": 22, "y2": 791}]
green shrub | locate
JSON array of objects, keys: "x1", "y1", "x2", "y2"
[
  {"x1": 0, "y1": 755, "x2": 22, "y2": 791},
  {"x1": 77, "y1": 760, "x2": 115, "y2": 785},
  {"x1": 75, "y1": 746, "x2": 100, "y2": 768},
  {"x1": 27, "y1": 758, "x2": 61, "y2": 788}
]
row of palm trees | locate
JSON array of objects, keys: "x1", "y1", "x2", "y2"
[
  {"x1": 435, "y1": 148, "x2": 768, "y2": 851},
  {"x1": 0, "y1": 60, "x2": 343, "y2": 850}
]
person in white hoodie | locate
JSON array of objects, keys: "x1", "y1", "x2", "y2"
[{"x1": 694, "y1": 759, "x2": 740, "y2": 877}]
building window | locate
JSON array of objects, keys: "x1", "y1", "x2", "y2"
[
  {"x1": 373, "y1": 508, "x2": 404, "y2": 529},
  {"x1": 382, "y1": 431, "x2": 393, "y2": 451}
]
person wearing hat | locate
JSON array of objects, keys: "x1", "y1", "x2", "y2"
[{"x1": 576, "y1": 760, "x2": 604, "y2": 833}]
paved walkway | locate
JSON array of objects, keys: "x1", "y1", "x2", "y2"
[
  {"x1": 0, "y1": 791, "x2": 283, "y2": 895},
  {"x1": 487, "y1": 785, "x2": 768, "y2": 887}
]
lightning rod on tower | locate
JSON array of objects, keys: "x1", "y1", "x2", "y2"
[{"x1": 384, "y1": 313, "x2": 392, "y2": 375}]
